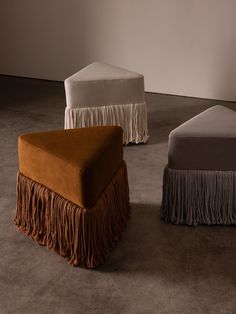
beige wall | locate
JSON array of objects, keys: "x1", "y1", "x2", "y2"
[{"x1": 1, "y1": 0, "x2": 236, "y2": 101}]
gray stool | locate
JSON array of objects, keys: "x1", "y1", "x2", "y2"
[{"x1": 161, "y1": 105, "x2": 236, "y2": 225}]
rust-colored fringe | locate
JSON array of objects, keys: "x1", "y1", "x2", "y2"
[{"x1": 14, "y1": 161, "x2": 130, "y2": 268}]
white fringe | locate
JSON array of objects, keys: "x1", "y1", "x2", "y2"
[
  {"x1": 161, "y1": 166, "x2": 236, "y2": 226},
  {"x1": 64, "y1": 102, "x2": 149, "y2": 145}
]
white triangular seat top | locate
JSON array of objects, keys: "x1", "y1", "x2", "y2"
[{"x1": 66, "y1": 62, "x2": 143, "y2": 83}]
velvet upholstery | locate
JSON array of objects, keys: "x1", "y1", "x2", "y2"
[
  {"x1": 168, "y1": 105, "x2": 236, "y2": 170},
  {"x1": 64, "y1": 62, "x2": 145, "y2": 108},
  {"x1": 18, "y1": 126, "x2": 123, "y2": 208},
  {"x1": 162, "y1": 105, "x2": 236, "y2": 225},
  {"x1": 64, "y1": 62, "x2": 149, "y2": 144}
]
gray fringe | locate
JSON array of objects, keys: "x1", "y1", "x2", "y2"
[{"x1": 161, "y1": 166, "x2": 236, "y2": 226}]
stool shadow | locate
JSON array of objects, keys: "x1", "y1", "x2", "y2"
[{"x1": 100, "y1": 203, "x2": 236, "y2": 284}]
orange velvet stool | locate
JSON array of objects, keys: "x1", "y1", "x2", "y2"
[{"x1": 14, "y1": 126, "x2": 130, "y2": 268}]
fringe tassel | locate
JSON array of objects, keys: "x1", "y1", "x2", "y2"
[
  {"x1": 64, "y1": 102, "x2": 149, "y2": 145},
  {"x1": 14, "y1": 162, "x2": 130, "y2": 268},
  {"x1": 161, "y1": 166, "x2": 236, "y2": 226}
]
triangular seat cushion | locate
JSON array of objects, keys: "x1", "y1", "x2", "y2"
[
  {"x1": 64, "y1": 62, "x2": 145, "y2": 108},
  {"x1": 68, "y1": 62, "x2": 143, "y2": 82},
  {"x1": 18, "y1": 126, "x2": 123, "y2": 208},
  {"x1": 168, "y1": 105, "x2": 236, "y2": 170}
]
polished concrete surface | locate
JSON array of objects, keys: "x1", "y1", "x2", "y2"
[{"x1": 0, "y1": 76, "x2": 236, "y2": 314}]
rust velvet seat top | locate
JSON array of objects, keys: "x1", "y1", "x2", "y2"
[{"x1": 18, "y1": 126, "x2": 123, "y2": 208}]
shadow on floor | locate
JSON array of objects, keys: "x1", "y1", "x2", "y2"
[{"x1": 101, "y1": 203, "x2": 236, "y2": 284}]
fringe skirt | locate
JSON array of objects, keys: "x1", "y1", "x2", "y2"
[
  {"x1": 14, "y1": 161, "x2": 130, "y2": 268},
  {"x1": 64, "y1": 102, "x2": 149, "y2": 145},
  {"x1": 161, "y1": 166, "x2": 236, "y2": 226}
]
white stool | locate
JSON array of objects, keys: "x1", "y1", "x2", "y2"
[{"x1": 64, "y1": 62, "x2": 149, "y2": 144}]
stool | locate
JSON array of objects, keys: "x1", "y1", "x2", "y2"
[
  {"x1": 14, "y1": 126, "x2": 130, "y2": 268},
  {"x1": 161, "y1": 105, "x2": 236, "y2": 225},
  {"x1": 64, "y1": 62, "x2": 149, "y2": 144}
]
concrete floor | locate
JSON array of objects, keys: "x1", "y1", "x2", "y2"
[{"x1": 0, "y1": 75, "x2": 236, "y2": 314}]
